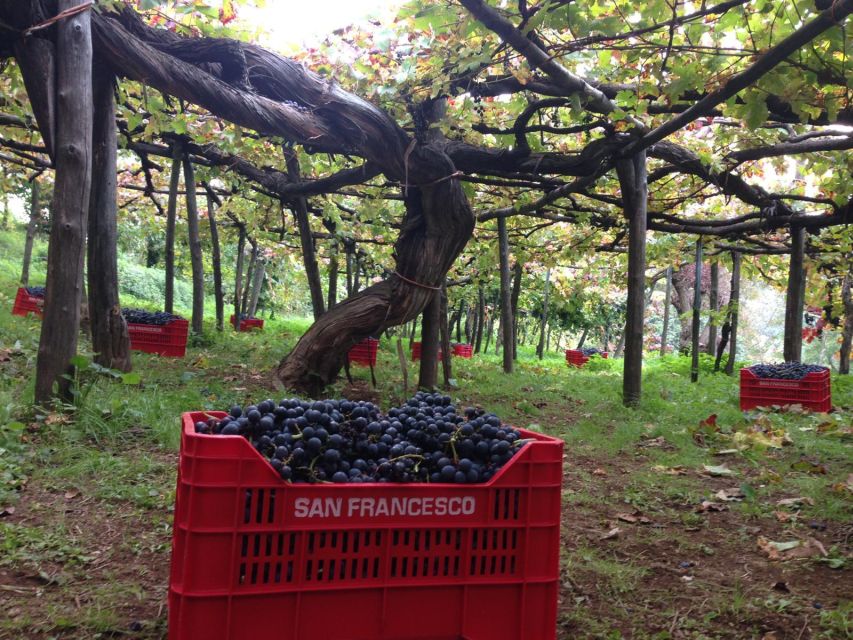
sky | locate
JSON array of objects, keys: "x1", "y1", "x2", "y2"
[{"x1": 241, "y1": 0, "x2": 399, "y2": 48}]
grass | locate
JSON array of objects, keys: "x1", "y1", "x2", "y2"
[{"x1": 0, "y1": 227, "x2": 850, "y2": 638}]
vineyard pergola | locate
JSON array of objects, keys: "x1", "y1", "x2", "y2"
[{"x1": 0, "y1": 0, "x2": 851, "y2": 405}]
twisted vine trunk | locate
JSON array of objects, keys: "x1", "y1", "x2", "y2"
[{"x1": 841, "y1": 274, "x2": 852, "y2": 375}]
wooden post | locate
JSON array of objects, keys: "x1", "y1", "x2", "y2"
[
  {"x1": 725, "y1": 251, "x2": 741, "y2": 375},
  {"x1": 164, "y1": 145, "x2": 181, "y2": 314},
  {"x1": 616, "y1": 151, "x2": 647, "y2": 407},
  {"x1": 840, "y1": 273, "x2": 851, "y2": 374},
  {"x1": 691, "y1": 238, "x2": 703, "y2": 383},
  {"x1": 498, "y1": 217, "x2": 514, "y2": 373},
  {"x1": 327, "y1": 242, "x2": 338, "y2": 310},
  {"x1": 183, "y1": 157, "x2": 204, "y2": 334},
  {"x1": 511, "y1": 262, "x2": 522, "y2": 361},
  {"x1": 418, "y1": 292, "x2": 440, "y2": 389},
  {"x1": 784, "y1": 225, "x2": 806, "y2": 362},
  {"x1": 439, "y1": 285, "x2": 452, "y2": 386},
  {"x1": 21, "y1": 177, "x2": 39, "y2": 286},
  {"x1": 707, "y1": 260, "x2": 719, "y2": 355},
  {"x1": 87, "y1": 66, "x2": 130, "y2": 372},
  {"x1": 233, "y1": 225, "x2": 246, "y2": 331},
  {"x1": 661, "y1": 266, "x2": 672, "y2": 356},
  {"x1": 34, "y1": 0, "x2": 92, "y2": 402},
  {"x1": 536, "y1": 268, "x2": 551, "y2": 359},
  {"x1": 474, "y1": 287, "x2": 485, "y2": 353},
  {"x1": 285, "y1": 148, "x2": 325, "y2": 320},
  {"x1": 206, "y1": 192, "x2": 225, "y2": 331}
]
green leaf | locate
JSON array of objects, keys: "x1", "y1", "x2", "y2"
[
  {"x1": 70, "y1": 355, "x2": 90, "y2": 369},
  {"x1": 121, "y1": 372, "x2": 142, "y2": 386}
]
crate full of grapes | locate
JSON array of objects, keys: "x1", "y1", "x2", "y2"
[
  {"x1": 231, "y1": 314, "x2": 264, "y2": 332},
  {"x1": 123, "y1": 309, "x2": 189, "y2": 357},
  {"x1": 348, "y1": 337, "x2": 379, "y2": 366},
  {"x1": 565, "y1": 348, "x2": 608, "y2": 367},
  {"x1": 11, "y1": 286, "x2": 44, "y2": 318},
  {"x1": 169, "y1": 393, "x2": 563, "y2": 640},
  {"x1": 740, "y1": 363, "x2": 831, "y2": 412}
]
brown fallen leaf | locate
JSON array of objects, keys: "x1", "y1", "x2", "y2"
[
  {"x1": 696, "y1": 501, "x2": 728, "y2": 513},
  {"x1": 715, "y1": 488, "x2": 745, "y2": 502},
  {"x1": 638, "y1": 436, "x2": 668, "y2": 448},
  {"x1": 64, "y1": 490, "x2": 79, "y2": 500},
  {"x1": 651, "y1": 464, "x2": 688, "y2": 476},
  {"x1": 591, "y1": 468, "x2": 607, "y2": 476},
  {"x1": 757, "y1": 536, "x2": 828, "y2": 561},
  {"x1": 617, "y1": 510, "x2": 652, "y2": 525},
  {"x1": 774, "y1": 510, "x2": 795, "y2": 523},
  {"x1": 776, "y1": 497, "x2": 815, "y2": 508},
  {"x1": 600, "y1": 527, "x2": 621, "y2": 541}
]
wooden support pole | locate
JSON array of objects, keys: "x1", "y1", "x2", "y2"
[
  {"x1": 691, "y1": 238, "x2": 704, "y2": 383},
  {"x1": 616, "y1": 151, "x2": 647, "y2": 407},
  {"x1": 661, "y1": 266, "x2": 672, "y2": 356},
  {"x1": 784, "y1": 225, "x2": 806, "y2": 362},
  {"x1": 725, "y1": 251, "x2": 741, "y2": 375},
  {"x1": 536, "y1": 268, "x2": 551, "y2": 359},
  {"x1": 707, "y1": 260, "x2": 719, "y2": 355},
  {"x1": 498, "y1": 217, "x2": 514, "y2": 373}
]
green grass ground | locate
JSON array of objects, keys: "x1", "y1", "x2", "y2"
[{"x1": 0, "y1": 229, "x2": 850, "y2": 639}]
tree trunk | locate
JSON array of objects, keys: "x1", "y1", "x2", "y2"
[
  {"x1": 183, "y1": 156, "x2": 204, "y2": 335},
  {"x1": 206, "y1": 192, "x2": 225, "y2": 331},
  {"x1": 485, "y1": 310, "x2": 495, "y2": 353},
  {"x1": 327, "y1": 242, "x2": 338, "y2": 310},
  {"x1": 546, "y1": 324, "x2": 552, "y2": 352},
  {"x1": 784, "y1": 225, "x2": 806, "y2": 362},
  {"x1": 691, "y1": 238, "x2": 703, "y2": 383},
  {"x1": 661, "y1": 266, "x2": 672, "y2": 356},
  {"x1": 233, "y1": 225, "x2": 246, "y2": 331},
  {"x1": 164, "y1": 145, "x2": 181, "y2": 314},
  {"x1": 345, "y1": 242, "x2": 354, "y2": 296},
  {"x1": 510, "y1": 262, "x2": 522, "y2": 360},
  {"x1": 498, "y1": 218, "x2": 514, "y2": 373},
  {"x1": 455, "y1": 298, "x2": 464, "y2": 343},
  {"x1": 613, "y1": 327, "x2": 627, "y2": 358},
  {"x1": 285, "y1": 148, "x2": 325, "y2": 320},
  {"x1": 439, "y1": 285, "x2": 452, "y2": 386},
  {"x1": 536, "y1": 268, "x2": 551, "y2": 359},
  {"x1": 353, "y1": 251, "x2": 361, "y2": 292},
  {"x1": 616, "y1": 151, "x2": 647, "y2": 407},
  {"x1": 714, "y1": 320, "x2": 731, "y2": 372},
  {"x1": 409, "y1": 317, "x2": 418, "y2": 348},
  {"x1": 725, "y1": 251, "x2": 742, "y2": 375},
  {"x1": 34, "y1": 0, "x2": 93, "y2": 403},
  {"x1": 706, "y1": 260, "x2": 719, "y2": 355},
  {"x1": 87, "y1": 65, "x2": 131, "y2": 372},
  {"x1": 418, "y1": 292, "x2": 440, "y2": 389},
  {"x1": 576, "y1": 328, "x2": 588, "y2": 349},
  {"x1": 839, "y1": 273, "x2": 851, "y2": 374},
  {"x1": 248, "y1": 260, "x2": 265, "y2": 317},
  {"x1": 242, "y1": 242, "x2": 258, "y2": 315},
  {"x1": 474, "y1": 287, "x2": 485, "y2": 353},
  {"x1": 21, "y1": 178, "x2": 40, "y2": 286}
]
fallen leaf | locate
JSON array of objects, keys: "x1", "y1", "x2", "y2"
[
  {"x1": 617, "y1": 510, "x2": 652, "y2": 525},
  {"x1": 757, "y1": 537, "x2": 828, "y2": 561},
  {"x1": 791, "y1": 459, "x2": 827, "y2": 475},
  {"x1": 774, "y1": 510, "x2": 795, "y2": 523},
  {"x1": 64, "y1": 490, "x2": 79, "y2": 500},
  {"x1": 638, "y1": 436, "x2": 669, "y2": 448},
  {"x1": 617, "y1": 513, "x2": 638, "y2": 523},
  {"x1": 600, "y1": 527, "x2": 621, "y2": 540},
  {"x1": 703, "y1": 464, "x2": 734, "y2": 477},
  {"x1": 715, "y1": 488, "x2": 745, "y2": 502},
  {"x1": 776, "y1": 497, "x2": 814, "y2": 509},
  {"x1": 714, "y1": 449, "x2": 741, "y2": 456},
  {"x1": 696, "y1": 501, "x2": 727, "y2": 513},
  {"x1": 651, "y1": 464, "x2": 688, "y2": 475},
  {"x1": 591, "y1": 468, "x2": 607, "y2": 476}
]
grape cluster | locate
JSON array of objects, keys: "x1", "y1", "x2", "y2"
[
  {"x1": 749, "y1": 362, "x2": 828, "y2": 380},
  {"x1": 25, "y1": 286, "x2": 45, "y2": 297},
  {"x1": 580, "y1": 347, "x2": 603, "y2": 356},
  {"x1": 121, "y1": 308, "x2": 182, "y2": 325},
  {"x1": 196, "y1": 392, "x2": 529, "y2": 484}
]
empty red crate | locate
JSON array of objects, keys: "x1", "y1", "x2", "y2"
[
  {"x1": 127, "y1": 318, "x2": 189, "y2": 357},
  {"x1": 740, "y1": 367, "x2": 831, "y2": 412},
  {"x1": 411, "y1": 341, "x2": 445, "y2": 362},
  {"x1": 565, "y1": 350, "x2": 609, "y2": 368},
  {"x1": 452, "y1": 343, "x2": 474, "y2": 358},
  {"x1": 230, "y1": 315, "x2": 264, "y2": 332},
  {"x1": 348, "y1": 338, "x2": 379, "y2": 366},
  {"x1": 169, "y1": 411, "x2": 563, "y2": 640},
  {"x1": 11, "y1": 287, "x2": 43, "y2": 318}
]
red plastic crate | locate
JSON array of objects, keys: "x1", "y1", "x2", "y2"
[
  {"x1": 127, "y1": 318, "x2": 189, "y2": 357},
  {"x1": 740, "y1": 367, "x2": 831, "y2": 412},
  {"x1": 348, "y1": 338, "x2": 379, "y2": 367},
  {"x1": 230, "y1": 315, "x2": 264, "y2": 332},
  {"x1": 565, "y1": 350, "x2": 609, "y2": 368},
  {"x1": 411, "y1": 341, "x2": 446, "y2": 362},
  {"x1": 11, "y1": 287, "x2": 44, "y2": 318},
  {"x1": 452, "y1": 343, "x2": 474, "y2": 358},
  {"x1": 169, "y1": 411, "x2": 564, "y2": 640}
]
